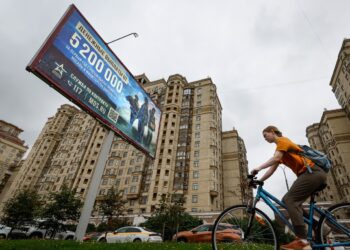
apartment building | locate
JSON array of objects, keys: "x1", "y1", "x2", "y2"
[
  {"x1": 0, "y1": 120, "x2": 28, "y2": 198},
  {"x1": 95, "y1": 74, "x2": 250, "y2": 215},
  {"x1": 306, "y1": 109, "x2": 350, "y2": 203},
  {"x1": 330, "y1": 39, "x2": 350, "y2": 118},
  {"x1": 0, "y1": 74, "x2": 250, "y2": 219},
  {"x1": 222, "y1": 130, "x2": 252, "y2": 208}
]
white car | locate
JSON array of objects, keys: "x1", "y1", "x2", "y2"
[
  {"x1": 0, "y1": 224, "x2": 11, "y2": 239},
  {"x1": 0, "y1": 224, "x2": 74, "y2": 240},
  {"x1": 105, "y1": 226, "x2": 162, "y2": 243}
]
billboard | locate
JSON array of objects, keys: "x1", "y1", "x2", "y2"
[{"x1": 26, "y1": 5, "x2": 161, "y2": 158}]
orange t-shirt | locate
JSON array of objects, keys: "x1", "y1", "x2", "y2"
[{"x1": 275, "y1": 137, "x2": 314, "y2": 176}]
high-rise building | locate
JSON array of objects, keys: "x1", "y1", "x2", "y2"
[
  {"x1": 306, "y1": 109, "x2": 350, "y2": 203},
  {"x1": 0, "y1": 74, "x2": 250, "y2": 220},
  {"x1": 330, "y1": 39, "x2": 350, "y2": 119},
  {"x1": 222, "y1": 130, "x2": 252, "y2": 208},
  {"x1": 0, "y1": 120, "x2": 28, "y2": 199}
]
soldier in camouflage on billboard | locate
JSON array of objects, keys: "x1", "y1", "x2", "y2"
[
  {"x1": 137, "y1": 97, "x2": 149, "y2": 143},
  {"x1": 126, "y1": 94, "x2": 139, "y2": 128}
]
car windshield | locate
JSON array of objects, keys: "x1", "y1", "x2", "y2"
[
  {"x1": 194, "y1": 225, "x2": 212, "y2": 232},
  {"x1": 143, "y1": 228, "x2": 155, "y2": 233}
]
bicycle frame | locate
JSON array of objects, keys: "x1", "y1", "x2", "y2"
[{"x1": 253, "y1": 185, "x2": 350, "y2": 249}]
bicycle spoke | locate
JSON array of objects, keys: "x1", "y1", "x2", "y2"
[
  {"x1": 212, "y1": 205, "x2": 277, "y2": 250},
  {"x1": 317, "y1": 203, "x2": 350, "y2": 249}
]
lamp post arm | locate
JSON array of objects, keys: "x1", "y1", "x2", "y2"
[{"x1": 106, "y1": 32, "x2": 138, "y2": 45}]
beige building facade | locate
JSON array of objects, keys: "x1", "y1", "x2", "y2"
[
  {"x1": 330, "y1": 39, "x2": 350, "y2": 119},
  {"x1": 0, "y1": 120, "x2": 28, "y2": 199},
  {"x1": 306, "y1": 109, "x2": 350, "y2": 203},
  {"x1": 0, "y1": 74, "x2": 250, "y2": 219},
  {"x1": 222, "y1": 130, "x2": 252, "y2": 208}
]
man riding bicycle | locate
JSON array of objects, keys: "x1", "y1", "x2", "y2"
[{"x1": 251, "y1": 126, "x2": 328, "y2": 250}]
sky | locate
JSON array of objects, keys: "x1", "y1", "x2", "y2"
[{"x1": 0, "y1": 0, "x2": 347, "y2": 208}]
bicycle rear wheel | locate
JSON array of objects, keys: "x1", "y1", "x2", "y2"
[
  {"x1": 212, "y1": 204, "x2": 278, "y2": 250},
  {"x1": 317, "y1": 202, "x2": 350, "y2": 249}
]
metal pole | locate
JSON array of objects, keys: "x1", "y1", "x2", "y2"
[
  {"x1": 106, "y1": 32, "x2": 138, "y2": 45},
  {"x1": 75, "y1": 129, "x2": 114, "y2": 242},
  {"x1": 281, "y1": 166, "x2": 290, "y2": 191}
]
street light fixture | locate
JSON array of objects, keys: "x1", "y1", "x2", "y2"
[{"x1": 106, "y1": 32, "x2": 138, "y2": 45}]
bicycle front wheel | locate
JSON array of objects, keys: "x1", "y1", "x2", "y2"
[
  {"x1": 212, "y1": 204, "x2": 278, "y2": 250},
  {"x1": 317, "y1": 202, "x2": 350, "y2": 249}
]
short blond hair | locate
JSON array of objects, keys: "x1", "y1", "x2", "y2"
[{"x1": 263, "y1": 126, "x2": 282, "y2": 137}]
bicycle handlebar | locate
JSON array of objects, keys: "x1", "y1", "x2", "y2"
[{"x1": 247, "y1": 174, "x2": 264, "y2": 188}]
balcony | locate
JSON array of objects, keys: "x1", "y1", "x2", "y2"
[
  {"x1": 210, "y1": 190, "x2": 218, "y2": 197},
  {"x1": 127, "y1": 193, "x2": 139, "y2": 199}
]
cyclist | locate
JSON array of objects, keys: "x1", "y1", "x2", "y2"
[{"x1": 251, "y1": 125, "x2": 327, "y2": 250}]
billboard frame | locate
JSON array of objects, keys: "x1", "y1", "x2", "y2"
[{"x1": 26, "y1": 4, "x2": 161, "y2": 159}]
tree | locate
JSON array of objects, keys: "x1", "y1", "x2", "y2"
[
  {"x1": 141, "y1": 193, "x2": 202, "y2": 241},
  {"x1": 40, "y1": 183, "x2": 82, "y2": 238},
  {"x1": 1, "y1": 189, "x2": 41, "y2": 236},
  {"x1": 98, "y1": 186, "x2": 128, "y2": 231}
]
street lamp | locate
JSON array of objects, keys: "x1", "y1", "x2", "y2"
[
  {"x1": 281, "y1": 165, "x2": 290, "y2": 191},
  {"x1": 106, "y1": 32, "x2": 138, "y2": 45}
]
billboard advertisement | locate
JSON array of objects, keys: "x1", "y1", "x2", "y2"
[{"x1": 26, "y1": 5, "x2": 161, "y2": 158}]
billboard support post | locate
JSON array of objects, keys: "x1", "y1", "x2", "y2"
[{"x1": 75, "y1": 129, "x2": 114, "y2": 242}]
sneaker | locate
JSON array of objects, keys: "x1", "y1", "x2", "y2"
[{"x1": 280, "y1": 238, "x2": 312, "y2": 250}]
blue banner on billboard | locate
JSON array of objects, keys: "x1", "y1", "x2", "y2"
[{"x1": 27, "y1": 5, "x2": 161, "y2": 158}]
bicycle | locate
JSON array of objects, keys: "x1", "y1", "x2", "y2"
[{"x1": 212, "y1": 175, "x2": 350, "y2": 250}]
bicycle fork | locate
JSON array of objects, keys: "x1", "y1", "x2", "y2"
[{"x1": 245, "y1": 195, "x2": 260, "y2": 240}]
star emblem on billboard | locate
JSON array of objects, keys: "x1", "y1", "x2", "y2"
[{"x1": 52, "y1": 62, "x2": 67, "y2": 79}]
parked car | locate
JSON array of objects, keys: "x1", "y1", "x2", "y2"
[
  {"x1": 101, "y1": 226, "x2": 162, "y2": 243},
  {"x1": 0, "y1": 224, "x2": 74, "y2": 240},
  {"x1": 0, "y1": 224, "x2": 11, "y2": 239},
  {"x1": 172, "y1": 223, "x2": 242, "y2": 243},
  {"x1": 83, "y1": 232, "x2": 105, "y2": 242}
]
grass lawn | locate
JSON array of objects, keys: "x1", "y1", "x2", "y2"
[{"x1": 0, "y1": 240, "x2": 274, "y2": 250}]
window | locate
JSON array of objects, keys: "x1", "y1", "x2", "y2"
[
  {"x1": 193, "y1": 171, "x2": 199, "y2": 178},
  {"x1": 195, "y1": 141, "x2": 200, "y2": 148},
  {"x1": 102, "y1": 179, "x2": 108, "y2": 185},
  {"x1": 121, "y1": 160, "x2": 125, "y2": 166},
  {"x1": 184, "y1": 89, "x2": 192, "y2": 95},
  {"x1": 130, "y1": 186, "x2": 136, "y2": 193},
  {"x1": 192, "y1": 195, "x2": 198, "y2": 203},
  {"x1": 194, "y1": 151, "x2": 199, "y2": 157},
  {"x1": 196, "y1": 115, "x2": 201, "y2": 121},
  {"x1": 194, "y1": 160, "x2": 199, "y2": 167},
  {"x1": 195, "y1": 132, "x2": 200, "y2": 139},
  {"x1": 115, "y1": 179, "x2": 120, "y2": 186},
  {"x1": 192, "y1": 183, "x2": 199, "y2": 190},
  {"x1": 132, "y1": 176, "x2": 139, "y2": 182},
  {"x1": 196, "y1": 124, "x2": 200, "y2": 130}
]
